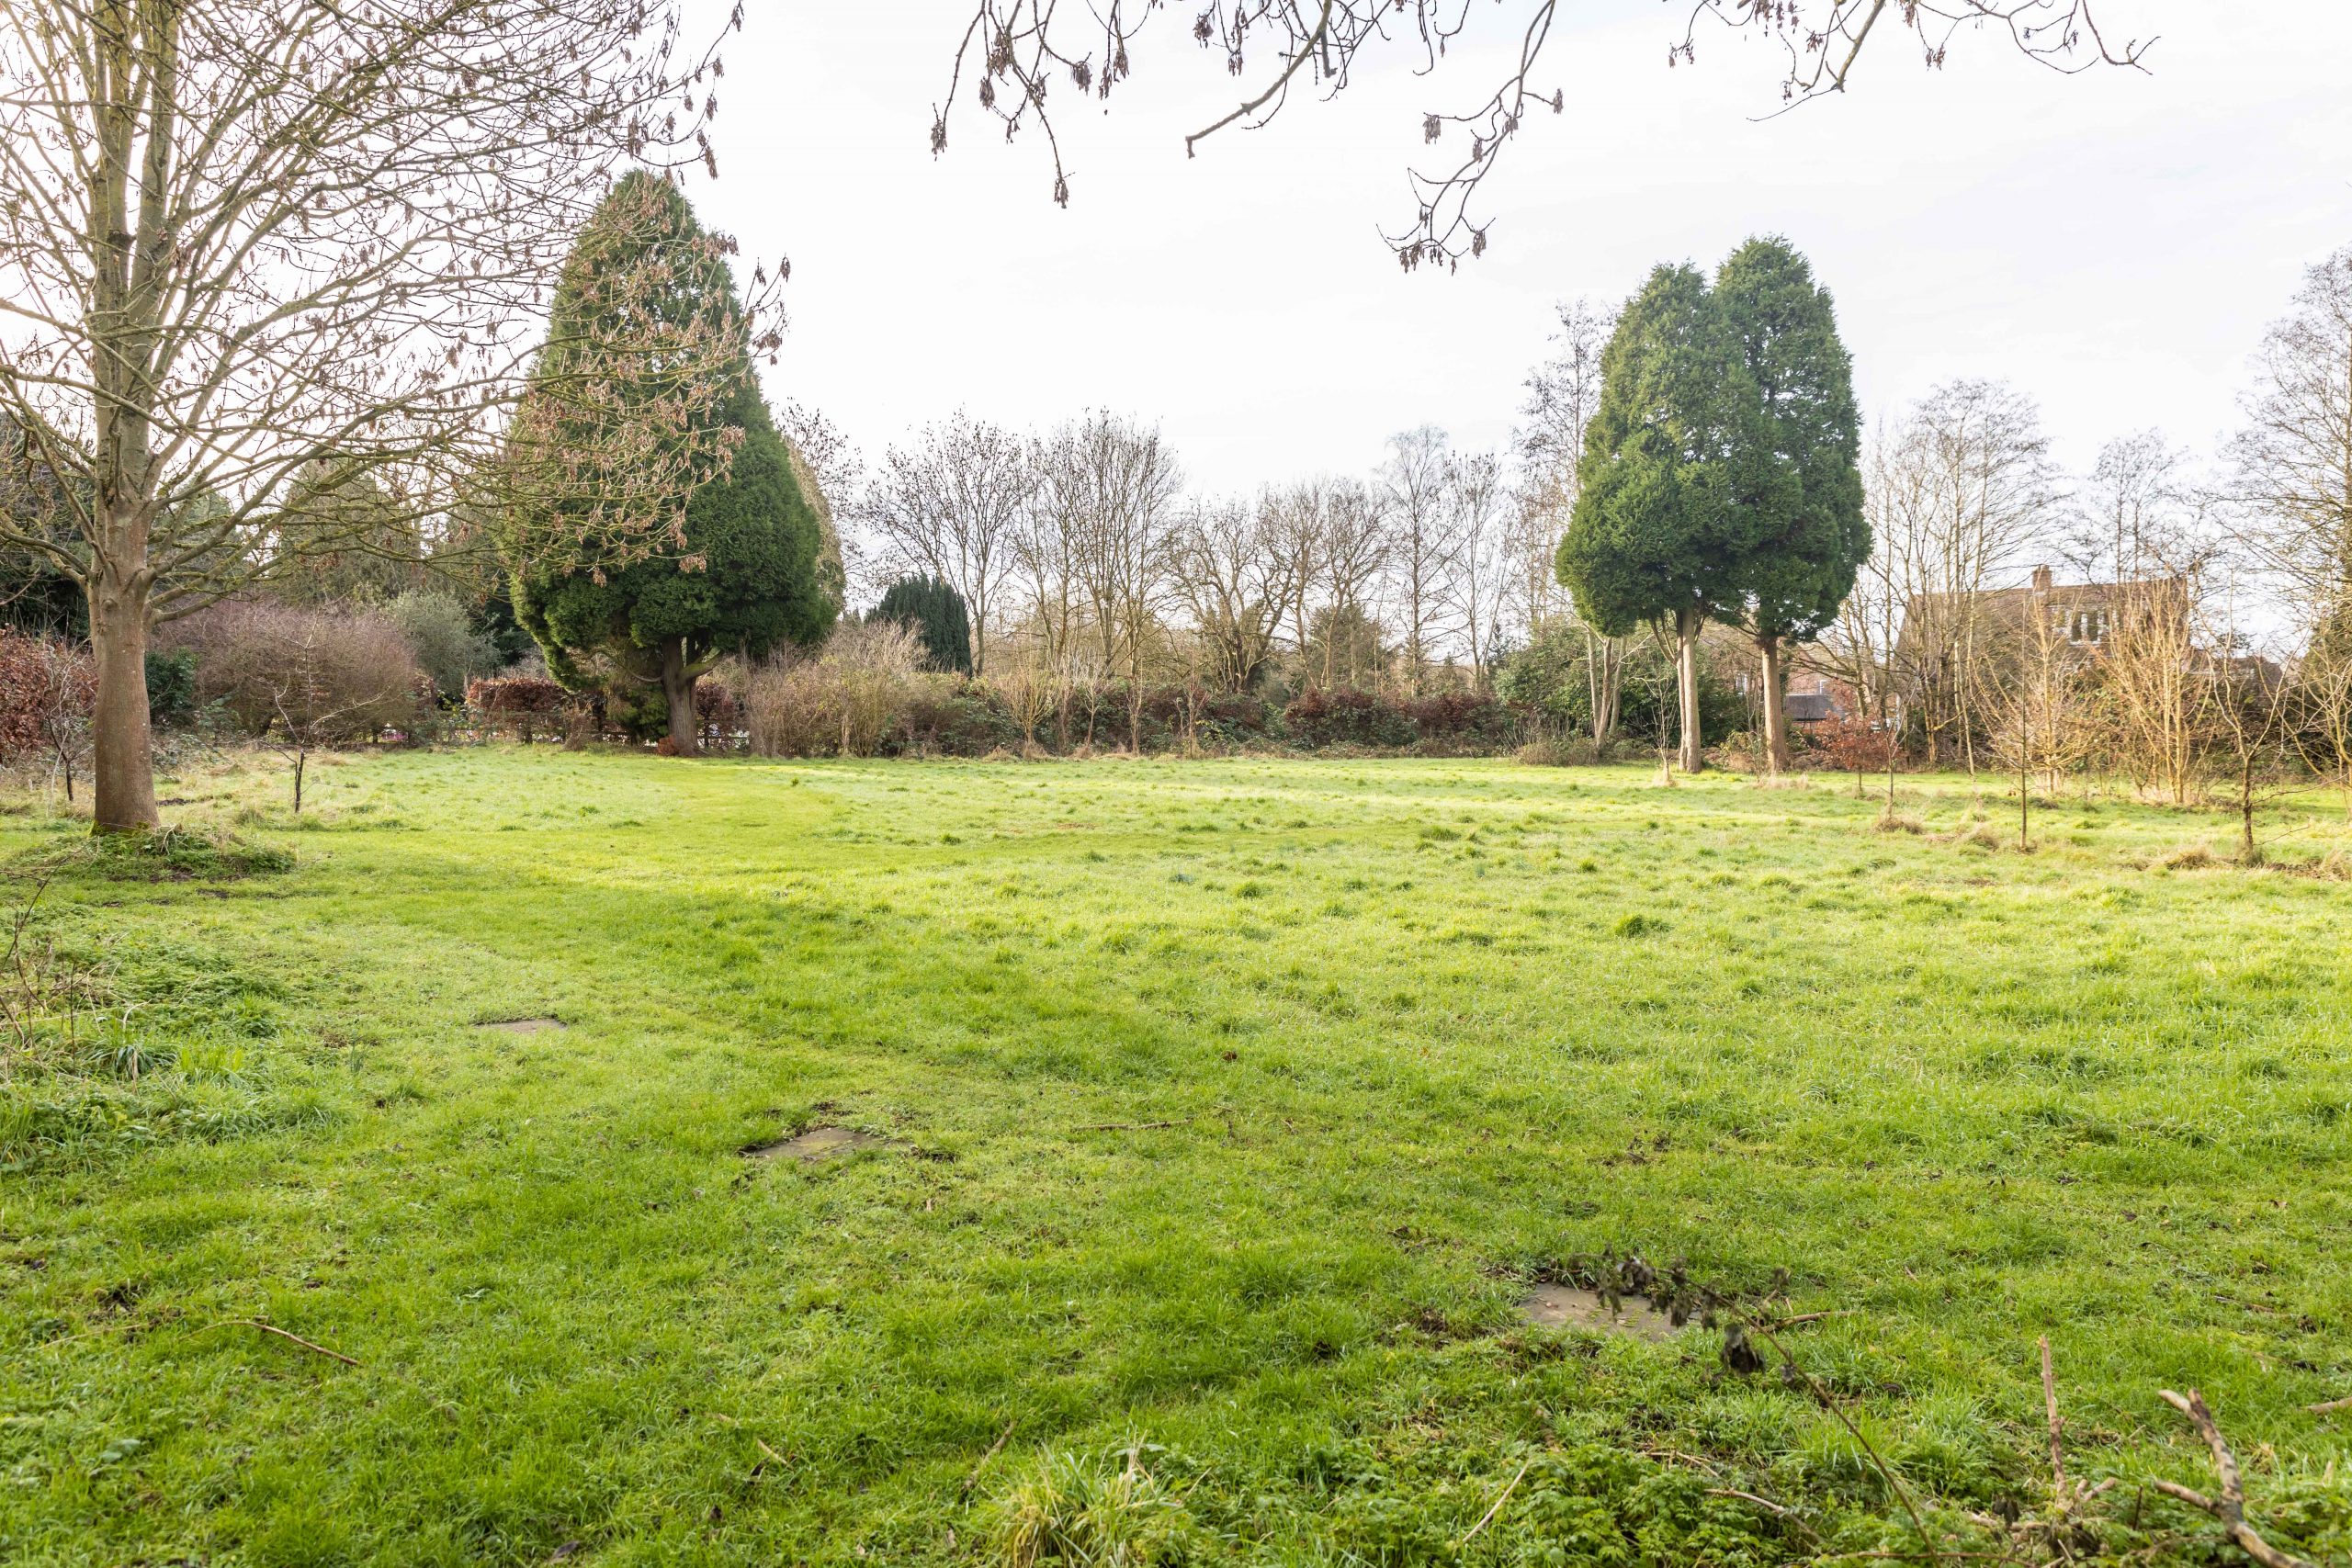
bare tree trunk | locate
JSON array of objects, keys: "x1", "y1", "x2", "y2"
[
  {"x1": 89, "y1": 566, "x2": 159, "y2": 833},
  {"x1": 1676, "y1": 609, "x2": 1705, "y2": 773},
  {"x1": 1757, "y1": 633, "x2": 1789, "y2": 775},
  {"x1": 2240, "y1": 758, "x2": 2258, "y2": 863},
  {"x1": 659, "y1": 637, "x2": 697, "y2": 754}
]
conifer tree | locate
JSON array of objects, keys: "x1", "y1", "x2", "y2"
[
  {"x1": 1715, "y1": 237, "x2": 1866, "y2": 773},
  {"x1": 504, "y1": 175, "x2": 835, "y2": 750},
  {"x1": 1557, "y1": 264, "x2": 1786, "y2": 773},
  {"x1": 872, "y1": 575, "x2": 974, "y2": 675}
]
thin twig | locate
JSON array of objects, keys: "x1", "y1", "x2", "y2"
[
  {"x1": 1073, "y1": 1117, "x2": 1198, "y2": 1133},
  {"x1": 2040, "y1": 1336, "x2": 2064, "y2": 1489},
  {"x1": 2307, "y1": 1395, "x2": 2352, "y2": 1416},
  {"x1": 2155, "y1": 1389, "x2": 2318, "y2": 1568},
  {"x1": 1460, "y1": 1457, "x2": 1531, "y2": 1543},
  {"x1": 220, "y1": 1317, "x2": 362, "y2": 1368},
  {"x1": 1709, "y1": 1486, "x2": 1792, "y2": 1517},
  {"x1": 962, "y1": 1417, "x2": 1016, "y2": 1495},
  {"x1": 1749, "y1": 1319, "x2": 1945, "y2": 1563}
]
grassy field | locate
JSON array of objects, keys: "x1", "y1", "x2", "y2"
[{"x1": 3, "y1": 747, "x2": 2349, "y2": 1566}]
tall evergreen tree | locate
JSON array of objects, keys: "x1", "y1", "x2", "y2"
[
  {"x1": 503, "y1": 174, "x2": 835, "y2": 750},
  {"x1": 872, "y1": 574, "x2": 973, "y2": 674},
  {"x1": 1715, "y1": 237, "x2": 1866, "y2": 773},
  {"x1": 1556, "y1": 263, "x2": 1787, "y2": 772}
]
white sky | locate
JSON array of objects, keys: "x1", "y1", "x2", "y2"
[{"x1": 684, "y1": 3, "x2": 2352, "y2": 496}]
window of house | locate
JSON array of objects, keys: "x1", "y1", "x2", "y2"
[{"x1": 2067, "y1": 607, "x2": 2109, "y2": 645}]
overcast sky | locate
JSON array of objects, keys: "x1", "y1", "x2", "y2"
[{"x1": 683, "y1": 3, "x2": 2351, "y2": 499}]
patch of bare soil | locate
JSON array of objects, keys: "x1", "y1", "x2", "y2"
[
  {"x1": 1517, "y1": 1283, "x2": 1680, "y2": 1341},
  {"x1": 741, "y1": 1126, "x2": 888, "y2": 1163}
]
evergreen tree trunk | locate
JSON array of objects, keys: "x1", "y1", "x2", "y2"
[
  {"x1": 1676, "y1": 608, "x2": 1705, "y2": 773},
  {"x1": 90, "y1": 558, "x2": 160, "y2": 833},
  {"x1": 1757, "y1": 633, "x2": 1789, "y2": 775},
  {"x1": 659, "y1": 637, "x2": 698, "y2": 754}
]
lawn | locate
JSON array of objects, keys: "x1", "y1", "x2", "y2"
[{"x1": 3, "y1": 748, "x2": 2348, "y2": 1566}]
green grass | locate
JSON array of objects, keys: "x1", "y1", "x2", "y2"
[{"x1": 2, "y1": 748, "x2": 2348, "y2": 1566}]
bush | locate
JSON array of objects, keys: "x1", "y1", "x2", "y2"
[
  {"x1": 164, "y1": 601, "x2": 425, "y2": 740},
  {"x1": 1405, "y1": 690, "x2": 1518, "y2": 749},
  {"x1": 891, "y1": 683, "x2": 1023, "y2": 758},
  {"x1": 744, "y1": 619, "x2": 924, "y2": 758},
  {"x1": 1282, "y1": 687, "x2": 1415, "y2": 750},
  {"x1": 145, "y1": 649, "x2": 198, "y2": 728},
  {"x1": 383, "y1": 589, "x2": 501, "y2": 703},
  {"x1": 466, "y1": 673, "x2": 569, "y2": 741},
  {"x1": 1815, "y1": 714, "x2": 1899, "y2": 774},
  {"x1": 0, "y1": 632, "x2": 94, "y2": 761},
  {"x1": 693, "y1": 677, "x2": 741, "y2": 739}
]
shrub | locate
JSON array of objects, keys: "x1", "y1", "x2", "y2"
[
  {"x1": 164, "y1": 601, "x2": 425, "y2": 741},
  {"x1": 0, "y1": 633, "x2": 96, "y2": 797},
  {"x1": 466, "y1": 674, "x2": 569, "y2": 741},
  {"x1": 892, "y1": 682, "x2": 1023, "y2": 758},
  {"x1": 1815, "y1": 714, "x2": 1898, "y2": 774},
  {"x1": 1405, "y1": 690, "x2": 1517, "y2": 748},
  {"x1": 693, "y1": 676, "x2": 741, "y2": 739},
  {"x1": 1282, "y1": 687, "x2": 1415, "y2": 750},
  {"x1": 1517, "y1": 730, "x2": 1611, "y2": 767},
  {"x1": 745, "y1": 619, "x2": 924, "y2": 758},
  {"x1": 383, "y1": 589, "x2": 501, "y2": 703},
  {"x1": 144, "y1": 649, "x2": 198, "y2": 728}
]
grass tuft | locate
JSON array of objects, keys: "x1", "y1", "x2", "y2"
[{"x1": 986, "y1": 1445, "x2": 1200, "y2": 1568}]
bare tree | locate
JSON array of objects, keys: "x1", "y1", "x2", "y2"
[
  {"x1": 1440, "y1": 449, "x2": 1511, "y2": 688},
  {"x1": 0, "y1": 0, "x2": 766, "y2": 831},
  {"x1": 1035, "y1": 412, "x2": 1182, "y2": 747},
  {"x1": 2226, "y1": 246, "x2": 2352, "y2": 815},
  {"x1": 2227, "y1": 248, "x2": 2352, "y2": 611},
  {"x1": 1172, "y1": 496, "x2": 1302, "y2": 694},
  {"x1": 1511, "y1": 297, "x2": 1623, "y2": 735},
  {"x1": 931, "y1": 4, "x2": 2148, "y2": 265},
  {"x1": 2102, "y1": 538, "x2": 2212, "y2": 805},
  {"x1": 1379, "y1": 425, "x2": 1461, "y2": 695},
  {"x1": 1259, "y1": 479, "x2": 1329, "y2": 669},
  {"x1": 1815, "y1": 420, "x2": 1910, "y2": 750},
  {"x1": 1312, "y1": 478, "x2": 1392, "y2": 689},
  {"x1": 864, "y1": 413, "x2": 1031, "y2": 674},
  {"x1": 1879, "y1": 380, "x2": 2064, "y2": 769},
  {"x1": 1984, "y1": 598, "x2": 2095, "y2": 844}
]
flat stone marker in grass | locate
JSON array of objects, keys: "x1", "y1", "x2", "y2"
[
  {"x1": 1518, "y1": 1283, "x2": 1679, "y2": 1341},
  {"x1": 481, "y1": 1017, "x2": 565, "y2": 1033},
  {"x1": 741, "y1": 1126, "x2": 887, "y2": 1163}
]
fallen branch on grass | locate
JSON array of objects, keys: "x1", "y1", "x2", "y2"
[
  {"x1": 961, "y1": 1417, "x2": 1016, "y2": 1495},
  {"x1": 2041, "y1": 1337, "x2": 2065, "y2": 1489},
  {"x1": 1746, "y1": 1318, "x2": 1949, "y2": 1563},
  {"x1": 1460, "y1": 1457, "x2": 1531, "y2": 1543},
  {"x1": 1073, "y1": 1117, "x2": 1199, "y2": 1133},
  {"x1": 219, "y1": 1318, "x2": 362, "y2": 1368},
  {"x1": 2309, "y1": 1395, "x2": 2352, "y2": 1416},
  {"x1": 2154, "y1": 1388, "x2": 2319, "y2": 1568}
]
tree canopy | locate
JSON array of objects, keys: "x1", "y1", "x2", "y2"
[
  {"x1": 872, "y1": 575, "x2": 975, "y2": 675},
  {"x1": 505, "y1": 174, "x2": 835, "y2": 750},
  {"x1": 1556, "y1": 263, "x2": 1781, "y2": 639},
  {"x1": 1715, "y1": 236, "x2": 1866, "y2": 769},
  {"x1": 1716, "y1": 238, "x2": 1866, "y2": 644}
]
